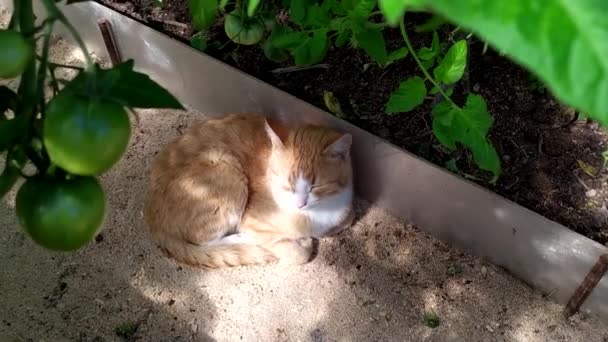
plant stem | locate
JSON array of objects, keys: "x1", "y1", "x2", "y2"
[
  {"x1": 36, "y1": 21, "x2": 55, "y2": 118},
  {"x1": 8, "y1": 0, "x2": 20, "y2": 29},
  {"x1": 16, "y1": 0, "x2": 38, "y2": 125},
  {"x1": 40, "y1": 0, "x2": 94, "y2": 70},
  {"x1": 399, "y1": 17, "x2": 456, "y2": 107}
]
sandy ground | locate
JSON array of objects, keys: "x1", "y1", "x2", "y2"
[{"x1": 1, "y1": 7, "x2": 608, "y2": 342}]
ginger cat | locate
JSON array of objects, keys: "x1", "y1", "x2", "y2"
[{"x1": 143, "y1": 113, "x2": 354, "y2": 268}]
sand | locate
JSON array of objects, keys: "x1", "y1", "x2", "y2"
[{"x1": 1, "y1": 7, "x2": 607, "y2": 342}]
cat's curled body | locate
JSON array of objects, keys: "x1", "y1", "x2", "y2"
[{"x1": 143, "y1": 114, "x2": 354, "y2": 268}]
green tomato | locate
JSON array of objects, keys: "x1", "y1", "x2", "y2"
[
  {"x1": 0, "y1": 30, "x2": 33, "y2": 79},
  {"x1": 224, "y1": 10, "x2": 265, "y2": 45},
  {"x1": 43, "y1": 93, "x2": 131, "y2": 175},
  {"x1": 16, "y1": 176, "x2": 106, "y2": 251}
]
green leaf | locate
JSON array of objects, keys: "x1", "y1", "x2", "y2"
[
  {"x1": 335, "y1": 29, "x2": 352, "y2": 48},
  {"x1": 386, "y1": 76, "x2": 427, "y2": 114},
  {"x1": 421, "y1": 58, "x2": 434, "y2": 70},
  {"x1": 415, "y1": 14, "x2": 447, "y2": 32},
  {"x1": 424, "y1": 0, "x2": 608, "y2": 126},
  {"x1": 263, "y1": 38, "x2": 289, "y2": 62},
  {"x1": 323, "y1": 91, "x2": 344, "y2": 116},
  {"x1": 292, "y1": 30, "x2": 329, "y2": 65},
  {"x1": 303, "y1": 4, "x2": 332, "y2": 27},
  {"x1": 189, "y1": 0, "x2": 217, "y2": 31},
  {"x1": 247, "y1": 0, "x2": 261, "y2": 17},
  {"x1": 0, "y1": 86, "x2": 17, "y2": 117},
  {"x1": 431, "y1": 94, "x2": 501, "y2": 179},
  {"x1": 429, "y1": 85, "x2": 453, "y2": 96},
  {"x1": 290, "y1": 0, "x2": 314, "y2": 25},
  {"x1": 0, "y1": 119, "x2": 22, "y2": 151},
  {"x1": 417, "y1": 31, "x2": 439, "y2": 60},
  {"x1": 190, "y1": 32, "x2": 208, "y2": 52},
  {"x1": 348, "y1": 0, "x2": 376, "y2": 21},
  {"x1": 433, "y1": 40, "x2": 467, "y2": 85},
  {"x1": 355, "y1": 27, "x2": 388, "y2": 64},
  {"x1": 379, "y1": 0, "x2": 426, "y2": 26},
  {"x1": 270, "y1": 27, "x2": 306, "y2": 49},
  {"x1": 385, "y1": 47, "x2": 408, "y2": 65},
  {"x1": 64, "y1": 60, "x2": 183, "y2": 109},
  {"x1": 219, "y1": 0, "x2": 229, "y2": 10}
]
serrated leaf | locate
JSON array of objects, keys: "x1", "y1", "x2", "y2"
[
  {"x1": 303, "y1": 4, "x2": 332, "y2": 27},
  {"x1": 432, "y1": 94, "x2": 500, "y2": 179},
  {"x1": 387, "y1": 47, "x2": 408, "y2": 62},
  {"x1": 189, "y1": 0, "x2": 217, "y2": 31},
  {"x1": 247, "y1": 0, "x2": 261, "y2": 17},
  {"x1": 355, "y1": 27, "x2": 388, "y2": 65},
  {"x1": 63, "y1": 60, "x2": 183, "y2": 109},
  {"x1": 323, "y1": 91, "x2": 343, "y2": 116},
  {"x1": 348, "y1": 0, "x2": 376, "y2": 20},
  {"x1": 379, "y1": 0, "x2": 426, "y2": 26},
  {"x1": 424, "y1": 0, "x2": 608, "y2": 127},
  {"x1": 335, "y1": 29, "x2": 352, "y2": 48},
  {"x1": 421, "y1": 58, "x2": 435, "y2": 70},
  {"x1": 415, "y1": 15, "x2": 447, "y2": 32},
  {"x1": 386, "y1": 76, "x2": 427, "y2": 114},
  {"x1": 292, "y1": 30, "x2": 329, "y2": 65},
  {"x1": 433, "y1": 40, "x2": 467, "y2": 85},
  {"x1": 417, "y1": 31, "x2": 439, "y2": 60},
  {"x1": 263, "y1": 38, "x2": 289, "y2": 62},
  {"x1": 290, "y1": 0, "x2": 314, "y2": 25},
  {"x1": 190, "y1": 32, "x2": 208, "y2": 52},
  {"x1": 270, "y1": 27, "x2": 306, "y2": 49}
]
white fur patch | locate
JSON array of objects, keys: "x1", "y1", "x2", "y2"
[
  {"x1": 208, "y1": 233, "x2": 255, "y2": 246},
  {"x1": 305, "y1": 185, "x2": 353, "y2": 238},
  {"x1": 294, "y1": 175, "x2": 310, "y2": 208}
]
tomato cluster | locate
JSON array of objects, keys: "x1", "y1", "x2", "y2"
[{"x1": 1, "y1": 29, "x2": 131, "y2": 251}]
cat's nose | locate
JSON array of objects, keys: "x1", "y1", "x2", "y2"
[{"x1": 296, "y1": 196, "x2": 308, "y2": 208}]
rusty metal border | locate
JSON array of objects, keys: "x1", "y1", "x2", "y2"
[{"x1": 3, "y1": 0, "x2": 606, "y2": 319}]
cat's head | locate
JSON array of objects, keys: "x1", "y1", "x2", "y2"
[{"x1": 265, "y1": 119, "x2": 353, "y2": 212}]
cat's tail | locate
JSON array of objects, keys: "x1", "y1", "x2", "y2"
[{"x1": 154, "y1": 235, "x2": 277, "y2": 268}]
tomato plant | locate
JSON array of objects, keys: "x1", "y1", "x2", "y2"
[
  {"x1": 186, "y1": 0, "x2": 608, "y2": 183},
  {"x1": 0, "y1": 0, "x2": 183, "y2": 251},
  {"x1": 224, "y1": 9, "x2": 265, "y2": 45},
  {"x1": 16, "y1": 176, "x2": 105, "y2": 251},
  {"x1": 0, "y1": 29, "x2": 33, "y2": 79}
]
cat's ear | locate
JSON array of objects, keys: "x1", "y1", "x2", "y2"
[
  {"x1": 324, "y1": 133, "x2": 352, "y2": 160},
  {"x1": 264, "y1": 119, "x2": 285, "y2": 149}
]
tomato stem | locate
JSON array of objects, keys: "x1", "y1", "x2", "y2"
[
  {"x1": 16, "y1": 0, "x2": 38, "y2": 133},
  {"x1": 40, "y1": 0, "x2": 94, "y2": 70},
  {"x1": 399, "y1": 16, "x2": 457, "y2": 108}
]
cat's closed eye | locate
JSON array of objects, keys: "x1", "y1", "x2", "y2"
[{"x1": 312, "y1": 182, "x2": 337, "y2": 190}]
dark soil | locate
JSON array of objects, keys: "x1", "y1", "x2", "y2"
[{"x1": 95, "y1": 0, "x2": 608, "y2": 245}]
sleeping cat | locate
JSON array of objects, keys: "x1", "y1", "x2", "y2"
[{"x1": 143, "y1": 113, "x2": 354, "y2": 268}]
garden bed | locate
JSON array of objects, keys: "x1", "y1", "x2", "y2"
[
  {"x1": 95, "y1": 0, "x2": 608, "y2": 246},
  {"x1": 3, "y1": 17, "x2": 608, "y2": 339}
]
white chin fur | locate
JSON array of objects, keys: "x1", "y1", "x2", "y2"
[{"x1": 272, "y1": 183, "x2": 353, "y2": 237}]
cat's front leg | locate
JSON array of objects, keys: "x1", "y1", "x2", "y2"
[
  {"x1": 322, "y1": 207, "x2": 356, "y2": 238},
  {"x1": 267, "y1": 237, "x2": 314, "y2": 265},
  {"x1": 238, "y1": 224, "x2": 313, "y2": 265}
]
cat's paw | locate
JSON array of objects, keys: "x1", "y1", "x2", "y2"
[
  {"x1": 272, "y1": 238, "x2": 313, "y2": 265},
  {"x1": 296, "y1": 237, "x2": 313, "y2": 250}
]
